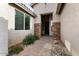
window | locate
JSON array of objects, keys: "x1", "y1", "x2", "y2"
[
  {"x1": 25, "y1": 15, "x2": 30, "y2": 30},
  {"x1": 15, "y1": 10, "x2": 24, "y2": 30},
  {"x1": 15, "y1": 10, "x2": 30, "y2": 30}
]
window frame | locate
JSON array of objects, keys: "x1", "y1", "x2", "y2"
[{"x1": 15, "y1": 9, "x2": 30, "y2": 30}]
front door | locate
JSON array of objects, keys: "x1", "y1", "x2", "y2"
[
  {"x1": 45, "y1": 17, "x2": 49, "y2": 35},
  {"x1": 41, "y1": 14, "x2": 50, "y2": 36}
]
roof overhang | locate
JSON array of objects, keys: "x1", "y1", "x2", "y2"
[
  {"x1": 9, "y1": 3, "x2": 37, "y2": 18},
  {"x1": 31, "y1": 3, "x2": 38, "y2": 8},
  {"x1": 56, "y1": 3, "x2": 65, "y2": 14}
]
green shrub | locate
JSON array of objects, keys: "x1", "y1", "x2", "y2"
[
  {"x1": 9, "y1": 45, "x2": 23, "y2": 55},
  {"x1": 23, "y1": 34, "x2": 39, "y2": 45},
  {"x1": 34, "y1": 35, "x2": 39, "y2": 40}
]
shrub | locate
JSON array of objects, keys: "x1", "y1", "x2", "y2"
[
  {"x1": 23, "y1": 34, "x2": 39, "y2": 45},
  {"x1": 34, "y1": 35, "x2": 39, "y2": 40},
  {"x1": 9, "y1": 45, "x2": 23, "y2": 55}
]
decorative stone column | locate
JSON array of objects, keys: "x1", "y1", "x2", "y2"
[
  {"x1": 52, "y1": 22, "x2": 60, "y2": 40},
  {"x1": 34, "y1": 23, "x2": 41, "y2": 38}
]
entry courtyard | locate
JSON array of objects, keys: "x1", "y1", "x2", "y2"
[{"x1": 16, "y1": 36, "x2": 71, "y2": 56}]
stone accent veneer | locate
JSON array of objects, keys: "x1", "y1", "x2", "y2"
[
  {"x1": 52, "y1": 22, "x2": 60, "y2": 40},
  {"x1": 34, "y1": 23, "x2": 41, "y2": 38}
]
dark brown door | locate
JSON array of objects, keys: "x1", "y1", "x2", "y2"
[
  {"x1": 41, "y1": 14, "x2": 50, "y2": 36},
  {"x1": 45, "y1": 21, "x2": 49, "y2": 35}
]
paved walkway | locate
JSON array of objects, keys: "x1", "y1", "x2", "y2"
[
  {"x1": 18, "y1": 36, "x2": 53, "y2": 56},
  {"x1": 17, "y1": 36, "x2": 71, "y2": 56}
]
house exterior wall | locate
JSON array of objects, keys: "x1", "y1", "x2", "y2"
[
  {"x1": 33, "y1": 3, "x2": 58, "y2": 36},
  {"x1": 8, "y1": 17, "x2": 34, "y2": 47},
  {"x1": 33, "y1": 3, "x2": 58, "y2": 23},
  {"x1": 0, "y1": 3, "x2": 34, "y2": 47},
  {"x1": 60, "y1": 3, "x2": 79, "y2": 55}
]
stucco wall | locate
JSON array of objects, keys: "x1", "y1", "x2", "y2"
[
  {"x1": 0, "y1": 3, "x2": 15, "y2": 29},
  {"x1": 0, "y1": 17, "x2": 8, "y2": 55},
  {"x1": 8, "y1": 17, "x2": 34, "y2": 47},
  {"x1": 33, "y1": 3, "x2": 57, "y2": 15},
  {"x1": 0, "y1": 3, "x2": 34, "y2": 47},
  {"x1": 8, "y1": 10, "x2": 34, "y2": 47},
  {"x1": 60, "y1": 3, "x2": 79, "y2": 55},
  {"x1": 33, "y1": 3, "x2": 58, "y2": 35},
  {"x1": 33, "y1": 3, "x2": 58, "y2": 23}
]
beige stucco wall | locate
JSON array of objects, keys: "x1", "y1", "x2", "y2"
[
  {"x1": 8, "y1": 17, "x2": 34, "y2": 47},
  {"x1": 0, "y1": 17, "x2": 8, "y2": 55},
  {"x1": 60, "y1": 3, "x2": 79, "y2": 55},
  {"x1": 0, "y1": 3, "x2": 15, "y2": 29},
  {"x1": 33, "y1": 3, "x2": 58, "y2": 35},
  {"x1": 8, "y1": 8, "x2": 34, "y2": 47},
  {"x1": 33, "y1": 3, "x2": 58, "y2": 23},
  {"x1": 0, "y1": 3, "x2": 34, "y2": 47}
]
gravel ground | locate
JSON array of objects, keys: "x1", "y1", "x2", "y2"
[{"x1": 51, "y1": 40, "x2": 72, "y2": 56}]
